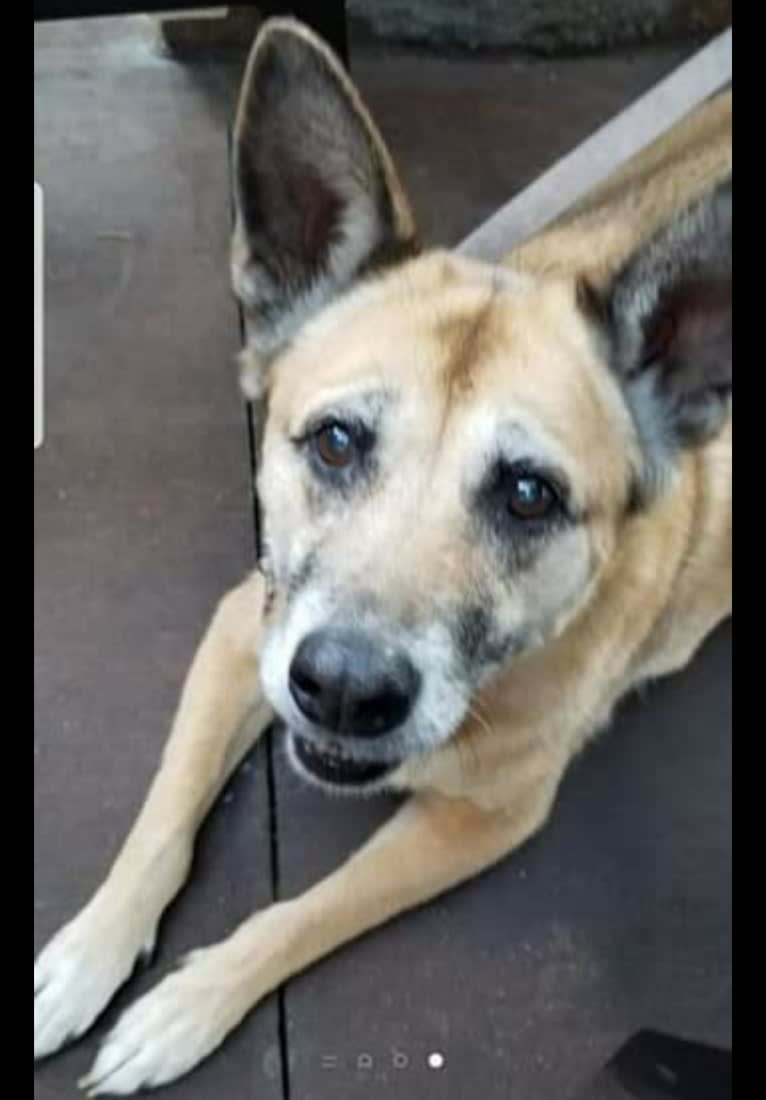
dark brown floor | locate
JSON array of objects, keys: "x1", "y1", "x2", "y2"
[{"x1": 34, "y1": 17, "x2": 731, "y2": 1100}]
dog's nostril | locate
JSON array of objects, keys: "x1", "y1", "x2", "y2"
[
  {"x1": 353, "y1": 691, "x2": 408, "y2": 732},
  {"x1": 292, "y1": 668, "x2": 321, "y2": 698}
]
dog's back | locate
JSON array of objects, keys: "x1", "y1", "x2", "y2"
[{"x1": 507, "y1": 89, "x2": 732, "y2": 288}]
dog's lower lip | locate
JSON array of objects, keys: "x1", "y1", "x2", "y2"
[{"x1": 292, "y1": 733, "x2": 397, "y2": 786}]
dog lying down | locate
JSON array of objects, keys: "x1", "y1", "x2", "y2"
[{"x1": 34, "y1": 18, "x2": 731, "y2": 1096}]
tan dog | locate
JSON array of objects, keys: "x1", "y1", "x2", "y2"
[{"x1": 34, "y1": 19, "x2": 732, "y2": 1096}]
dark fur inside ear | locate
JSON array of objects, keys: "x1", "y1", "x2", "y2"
[
  {"x1": 602, "y1": 179, "x2": 731, "y2": 493},
  {"x1": 231, "y1": 19, "x2": 417, "y2": 369}
]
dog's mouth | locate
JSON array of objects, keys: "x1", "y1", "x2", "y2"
[{"x1": 290, "y1": 732, "x2": 398, "y2": 788}]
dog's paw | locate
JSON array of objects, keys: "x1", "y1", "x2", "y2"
[
  {"x1": 34, "y1": 897, "x2": 156, "y2": 1060},
  {"x1": 79, "y1": 946, "x2": 250, "y2": 1095}
]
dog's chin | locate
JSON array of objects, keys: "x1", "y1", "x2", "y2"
[{"x1": 285, "y1": 728, "x2": 400, "y2": 795}]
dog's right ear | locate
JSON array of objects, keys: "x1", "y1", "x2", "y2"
[
  {"x1": 584, "y1": 179, "x2": 732, "y2": 501},
  {"x1": 231, "y1": 18, "x2": 417, "y2": 392}
]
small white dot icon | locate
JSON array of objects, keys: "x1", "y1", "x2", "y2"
[{"x1": 428, "y1": 1052, "x2": 445, "y2": 1070}]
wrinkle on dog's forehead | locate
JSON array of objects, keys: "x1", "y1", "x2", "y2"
[{"x1": 436, "y1": 293, "x2": 500, "y2": 400}]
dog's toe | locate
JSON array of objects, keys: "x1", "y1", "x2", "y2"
[
  {"x1": 34, "y1": 932, "x2": 106, "y2": 1058},
  {"x1": 79, "y1": 949, "x2": 249, "y2": 1095},
  {"x1": 34, "y1": 901, "x2": 157, "y2": 1061},
  {"x1": 82, "y1": 946, "x2": 253, "y2": 1091}
]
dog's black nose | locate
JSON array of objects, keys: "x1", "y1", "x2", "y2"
[{"x1": 289, "y1": 629, "x2": 420, "y2": 738}]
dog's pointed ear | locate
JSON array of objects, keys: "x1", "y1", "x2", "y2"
[
  {"x1": 590, "y1": 179, "x2": 731, "y2": 497},
  {"x1": 231, "y1": 18, "x2": 417, "y2": 378}
]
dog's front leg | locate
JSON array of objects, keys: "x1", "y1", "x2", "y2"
[
  {"x1": 81, "y1": 777, "x2": 559, "y2": 1096},
  {"x1": 34, "y1": 572, "x2": 273, "y2": 1060}
]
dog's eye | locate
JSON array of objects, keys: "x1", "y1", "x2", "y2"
[
  {"x1": 313, "y1": 421, "x2": 355, "y2": 469},
  {"x1": 507, "y1": 470, "x2": 558, "y2": 520}
]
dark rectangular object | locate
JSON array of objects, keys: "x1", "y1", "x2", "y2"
[
  {"x1": 573, "y1": 1031, "x2": 732, "y2": 1100},
  {"x1": 34, "y1": 2, "x2": 348, "y2": 67},
  {"x1": 36, "y1": 1, "x2": 246, "y2": 16}
]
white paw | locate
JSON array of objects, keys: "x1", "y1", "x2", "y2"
[
  {"x1": 35, "y1": 897, "x2": 156, "y2": 1060},
  {"x1": 80, "y1": 946, "x2": 250, "y2": 1096}
]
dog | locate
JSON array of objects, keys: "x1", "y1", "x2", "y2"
[{"x1": 34, "y1": 18, "x2": 731, "y2": 1095}]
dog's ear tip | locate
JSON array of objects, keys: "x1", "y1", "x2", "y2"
[
  {"x1": 255, "y1": 14, "x2": 323, "y2": 42},
  {"x1": 247, "y1": 14, "x2": 344, "y2": 74}
]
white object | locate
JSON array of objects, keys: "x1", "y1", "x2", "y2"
[{"x1": 34, "y1": 182, "x2": 43, "y2": 450}]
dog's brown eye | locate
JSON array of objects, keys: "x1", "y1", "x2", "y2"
[
  {"x1": 314, "y1": 422, "x2": 354, "y2": 468},
  {"x1": 507, "y1": 471, "x2": 556, "y2": 520}
]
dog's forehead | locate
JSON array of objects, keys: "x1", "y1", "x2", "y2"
[
  {"x1": 274, "y1": 252, "x2": 576, "y2": 397},
  {"x1": 269, "y1": 250, "x2": 634, "y2": 495}
]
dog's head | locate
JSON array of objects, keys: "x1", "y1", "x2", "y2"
[{"x1": 231, "y1": 20, "x2": 731, "y2": 793}]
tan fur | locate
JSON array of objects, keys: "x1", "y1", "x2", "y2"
[{"x1": 34, "y1": 21, "x2": 731, "y2": 1095}]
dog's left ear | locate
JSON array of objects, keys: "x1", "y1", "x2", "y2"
[
  {"x1": 231, "y1": 18, "x2": 417, "y2": 385},
  {"x1": 595, "y1": 179, "x2": 731, "y2": 492}
]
